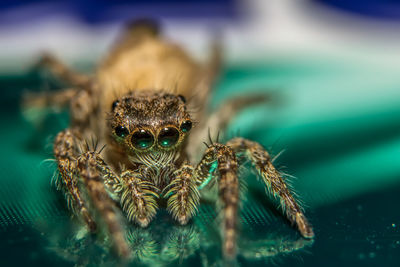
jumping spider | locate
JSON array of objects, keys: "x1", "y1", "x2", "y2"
[{"x1": 24, "y1": 20, "x2": 314, "y2": 259}]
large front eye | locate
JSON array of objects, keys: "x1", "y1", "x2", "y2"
[
  {"x1": 131, "y1": 129, "x2": 154, "y2": 150},
  {"x1": 158, "y1": 127, "x2": 180, "y2": 148}
]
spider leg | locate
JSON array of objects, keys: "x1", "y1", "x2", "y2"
[
  {"x1": 22, "y1": 87, "x2": 78, "y2": 112},
  {"x1": 117, "y1": 170, "x2": 159, "y2": 227},
  {"x1": 196, "y1": 144, "x2": 239, "y2": 258},
  {"x1": 76, "y1": 150, "x2": 130, "y2": 257},
  {"x1": 165, "y1": 164, "x2": 200, "y2": 225},
  {"x1": 162, "y1": 225, "x2": 200, "y2": 262},
  {"x1": 240, "y1": 235, "x2": 314, "y2": 261},
  {"x1": 187, "y1": 94, "x2": 271, "y2": 162},
  {"x1": 93, "y1": 158, "x2": 159, "y2": 228},
  {"x1": 21, "y1": 87, "x2": 79, "y2": 126},
  {"x1": 126, "y1": 227, "x2": 158, "y2": 261},
  {"x1": 69, "y1": 89, "x2": 95, "y2": 126},
  {"x1": 22, "y1": 69, "x2": 94, "y2": 127},
  {"x1": 226, "y1": 137, "x2": 314, "y2": 239},
  {"x1": 36, "y1": 52, "x2": 90, "y2": 88},
  {"x1": 54, "y1": 129, "x2": 96, "y2": 231}
]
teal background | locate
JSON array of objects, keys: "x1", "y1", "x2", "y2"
[{"x1": 1, "y1": 55, "x2": 400, "y2": 266}]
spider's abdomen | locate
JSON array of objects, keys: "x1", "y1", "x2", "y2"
[{"x1": 96, "y1": 34, "x2": 200, "y2": 113}]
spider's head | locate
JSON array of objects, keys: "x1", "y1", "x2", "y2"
[{"x1": 108, "y1": 91, "x2": 193, "y2": 160}]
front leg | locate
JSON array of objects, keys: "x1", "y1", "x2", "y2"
[
  {"x1": 165, "y1": 164, "x2": 200, "y2": 225},
  {"x1": 95, "y1": 160, "x2": 159, "y2": 227},
  {"x1": 227, "y1": 137, "x2": 314, "y2": 239},
  {"x1": 118, "y1": 170, "x2": 159, "y2": 227},
  {"x1": 76, "y1": 151, "x2": 130, "y2": 258},
  {"x1": 187, "y1": 94, "x2": 270, "y2": 162},
  {"x1": 196, "y1": 144, "x2": 239, "y2": 258},
  {"x1": 54, "y1": 129, "x2": 96, "y2": 231}
]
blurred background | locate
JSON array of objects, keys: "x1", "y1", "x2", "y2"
[{"x1": 1, "y1": 0, "x2": 400, "y2": 266}]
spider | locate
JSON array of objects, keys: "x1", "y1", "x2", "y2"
[{"x1": 24, "y1": 20, "x2": 314, "y2": 259}]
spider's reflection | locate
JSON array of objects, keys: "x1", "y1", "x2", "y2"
[
  {"x1": 127, "y1": 224, "x2": 200, "y2": 265},
  {"x1": 43, "y1": 209, "x2": 313, "y2": 267}
]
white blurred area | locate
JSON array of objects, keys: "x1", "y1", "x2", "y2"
[{"x1": 1, "y1": 0, "x2": 400, "y2": 73}]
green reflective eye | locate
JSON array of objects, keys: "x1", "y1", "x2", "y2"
[
  {"x1": 115, "y1": 125, "x2": 129, "y2": 138},
  {"x1": 180, "y1": 120, "x2": 192, "y2": 133},
  {"x1": 158, "y1": 127, "x2": 180, "y2": 148},
  {"x1": 131, "y1": 129, "x2": 154, "y2": 150}
]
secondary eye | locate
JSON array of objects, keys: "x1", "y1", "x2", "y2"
[
  {"x1": 115, "y1": 125, "x2": 129, "y2": 138},
  {"x1": 111, "y1": 100, "x2": 119, "y2": 111},
  {"x1": 178, "y1": 94, "x2": 186, "y2": 103},
  {"x1": 180, "y1": 120, "x2": 192, "y2": 133},
  {"x1": 158, "y1": 127, "x2": 180, "y2": 148},
  {"x1": 131, "y1": 129, "x2": 154, "y2": 150}
]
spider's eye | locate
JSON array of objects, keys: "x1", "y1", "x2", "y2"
[
  {"x1": 178, "y1": 94, "x2": 186, "y2": 103},
  {"x1": 180, "y1": 120, "x2": 192, "y2": 133},
  {"x1": 112, "y1": 100, "x2": 119, "y2": 111},
  {"x1": 115, "y1": 125, "x2": 129, "y2": 138},
  {"x1": 158, "y1": 127, "x2": 180, "y2": 148},
  {"x1": 131, "y1": 129, "x2": 154, "y2": 150}
]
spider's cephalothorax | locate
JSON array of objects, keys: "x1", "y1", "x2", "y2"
[
  {"x1": 108, "y1": 92, "x2": 192, "y2": 189},
  {"x1": 109, "y1": 93, "x2": 190, "y2": 154},
  {"x1": 24, "y1": 19, "x2": 314, "y2": 260}
]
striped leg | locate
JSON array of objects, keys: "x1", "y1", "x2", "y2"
[
  {"x1": 165, "y1": 164, "x2": 200, "y2": 225},
  {"x1": 118, "y1": 170, "x2": 158, "y2": 227},
  {"x1": 187, "y1": 94, "x2": 271, "y2": 163},
  {"x1": 54, "y1": 129, "x2": 96, "y2": 231},
  {"x1": 92, "y1": 157, "x2": 159, "y2": 228},
  {"x1": 227, "y1": 137, "x2": 314, "y2": 239},
  {"x1": 77, "y1": 151, "x2": 130, "y2": 258},
  {"x1": 196, "y1": 144, "x2": 239, "y2": 258}
]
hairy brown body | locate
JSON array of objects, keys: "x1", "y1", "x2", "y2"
[
  {"x1": 24, "y1": 20, "x2": 314, "y2": 260},
  {"x1": 98, "y1": 29, "x2": 200, "y2": 102}
]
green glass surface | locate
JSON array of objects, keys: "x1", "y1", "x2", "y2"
[{"x1": 1, "y1": 56, "x2": 400, "y2": 266}]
